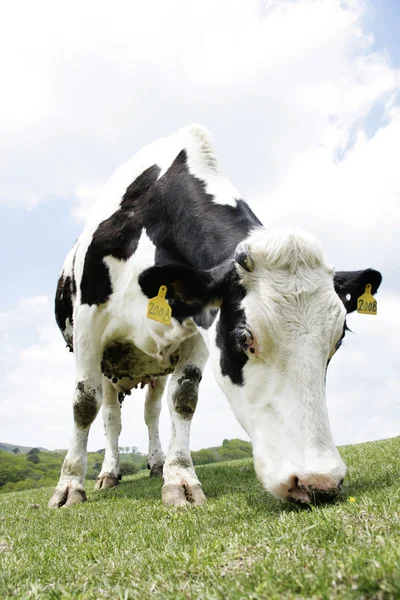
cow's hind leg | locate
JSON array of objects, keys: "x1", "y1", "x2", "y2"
[
  {"x1": 95, "y1": 378, "x2": 121, "y2": 490},
  {"x1": 145, "y1": 377, "x2": 167, "y2": 477},
  {"x1": 162, "y1": 334, "x2": 208, "y2": 507},
  {"x1": 48, "y1": 376, "x2": 102, "y2": 508}
]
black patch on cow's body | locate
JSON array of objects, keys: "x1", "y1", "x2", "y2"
[
  {"x1": 133, "y1": 151, "x2": 261, "y2": 272},
  {"x1": 80, "y1": 166, "x2": 161, "y2": 306},
  {"x1": 215, "y1": 271, "x2": 248, "y2": 385},
  {"x1": 55, "y1": 244, "x2": 78, "y2": 352},
  {"x1": 55, "y1": 274, "x2": 73, "y2": 331},
  {"x1": 55, "y1": 273, "x2": 75, "y2": 350},
  {"x1": 140, "y1": 151, "x2": 262, "y2": 271},
  {"x1": 71, "y1": 252, "x2": 77, "y2": 296}
]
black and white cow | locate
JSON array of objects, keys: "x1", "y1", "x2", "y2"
[{"x1": 50, "y1": 125, "x2": 382, "y2": 508}]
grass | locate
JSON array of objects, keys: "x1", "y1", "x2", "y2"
[{"x1": 0, "y1": 437, "x2": 399, "y2": 600}]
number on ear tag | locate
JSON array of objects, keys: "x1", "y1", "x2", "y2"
[
  {"x1": 357, "y1": 284, "x2": 377, "y2": 316},
  {"x1": 147, "y1": 285, "x2": 172, "y2": 326}
]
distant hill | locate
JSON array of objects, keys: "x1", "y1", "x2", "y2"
[{"x1": 0, "y1": 443, "x2": 48, "y2": 454}]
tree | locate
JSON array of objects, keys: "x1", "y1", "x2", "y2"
[
  {"x1": 27, "y1": 448, "x2": 40, "y2": 455},
  {"x1": 27, "y1": 453, "x2": 40, "y2": 464},
  {"x1": 12, "y1": 448, "x2": 20, "y2": 454}
]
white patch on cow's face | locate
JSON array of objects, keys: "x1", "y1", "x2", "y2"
[{"x1": 210, "y1": 229, "x2": 347, "y2": 502}]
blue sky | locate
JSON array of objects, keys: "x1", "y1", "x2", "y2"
[
  {"x1": 368, "y1": 1, "x2": 400, "y2": 64},
  {"x1": 0, "y1": 201, "x2": 78, "y2": 308},
  {"x1": 1, "y1": 0, "x2": 399, "y2": 451}
]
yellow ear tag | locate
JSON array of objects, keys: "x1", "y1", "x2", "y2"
[
  {"x1": 357, "y1": 284, "x2": 377, "y2": 316},
  {"x1": 147, "y1": 285, "x2": 172, "y2": 326}
]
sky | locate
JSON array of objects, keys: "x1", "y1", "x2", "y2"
[{"x1": 0, "y1": 0, "x2": 399, "y2": 454}]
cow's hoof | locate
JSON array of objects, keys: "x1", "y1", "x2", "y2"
[
  {"x1": 162, "y1": 484, "x2": 187, "y2": 507},
  {"x1": 185, "y1": 483, "x2": 207, "y2": 506},
  {"x1": 149, "y1": 462, "x2": 164, "y2": 478},
  {"x1": 94, "y1": 473, "x2": 119, "y2": 490},
  {"x1": 48, "y1": 486, "x2": 86, "y2": 508},
  {"x1": 162, "y1": 483, "x2": 206, "y2": 507}
]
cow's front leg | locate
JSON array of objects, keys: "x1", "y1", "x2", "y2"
[
  {"x1": 49, "y1": 375, "x2": 102, "y2": 508},
  {"x1": 95, "y1": 378, "x2": 121, "y2": 490},
  {"x1": 145, "y1": 377, "x2": 167, "y2": 477},
  {"x1": 162, "y1": 334, "x2": 208, "y2": 507}
]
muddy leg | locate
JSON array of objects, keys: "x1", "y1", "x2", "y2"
[
  {"x1": 49, "y1": 376, "x2": 102, "y2": 508},
  {"x1": 162, "y1": 334, "x2": 208, "y2": 507}
]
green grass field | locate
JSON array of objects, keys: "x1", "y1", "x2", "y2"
[{"x1": 0, "y1": 437, "x2": 399, "y2": 600}]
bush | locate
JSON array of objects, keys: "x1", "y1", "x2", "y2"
[{"x1": 120, "y1": 462, "x2": 139, "y2": 476}]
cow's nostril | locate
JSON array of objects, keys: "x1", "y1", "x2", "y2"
[
  {"x1": 286, "y1": 476, "x2": 310, "y2": 504},
  {"x1": 288, "y1": 475, "x2": 299, "y2": 493}
]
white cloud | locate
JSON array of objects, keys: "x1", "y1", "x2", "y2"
[
  {"x1": 256, "y1": 112, "x2": 400, "y2": 285},
  {"x1": 0, "y1": 0, "x2": 399, "y2": 451},
  {"x1": 0, "y1": 298, "x2": 75, "y2": 448},
  {"x1": 1, "y1": 0, "x2": 399, "y2": 212}
]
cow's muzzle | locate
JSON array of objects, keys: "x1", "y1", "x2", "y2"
[{"x1": 286, "y1": 475, "x2": 344, "y2": 504}]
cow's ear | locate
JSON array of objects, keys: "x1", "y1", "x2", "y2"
[
  {"x1": 334, "y1": 268, "x2": 382, "y2": 313},
  {"x1": 138, "y1": 264, "x2": 221, "y2": 318}
]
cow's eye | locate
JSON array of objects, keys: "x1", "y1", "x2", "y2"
[
  {"x1": 238, "y1": 330, "x2": 250, "y2": 344},
  {"x1": 335, "y1": 339, "x2": 342, "y2": 351},
  {"x1": 234, "y1": 327, "x2": 253, "y2": 352}
]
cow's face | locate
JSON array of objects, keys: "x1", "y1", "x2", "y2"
[
  {"x1": 139, "y1": 229, "x2": 382, "y2": 504},
  {"x1": 213, "y1": 230, "x2": 348, "y2": 503}
]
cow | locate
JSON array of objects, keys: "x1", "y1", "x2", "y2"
[{"x1": 49, "y1": 124, "x2": 382, "y2": 508}]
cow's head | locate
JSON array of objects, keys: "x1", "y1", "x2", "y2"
[{"x1": 139, "y1": 228, "x2": 382, "y2": 504}]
